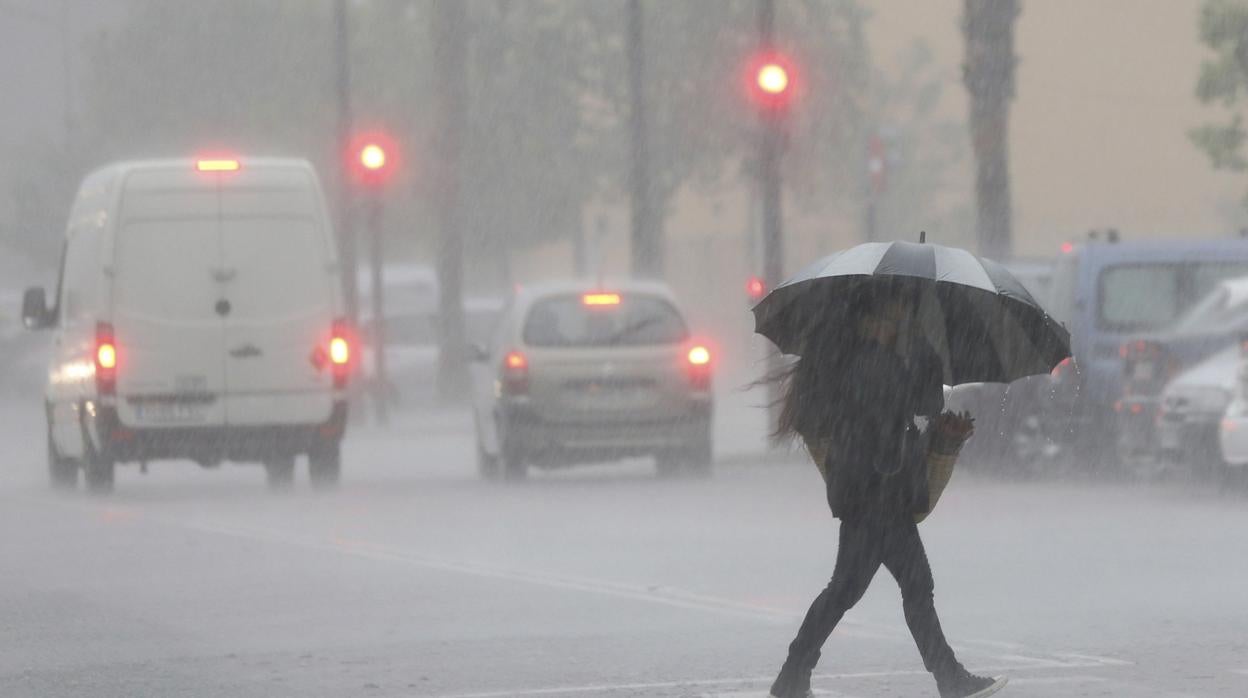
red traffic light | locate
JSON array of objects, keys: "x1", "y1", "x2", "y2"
[
  {"x1": 347, "y1": 131, "x2": 397, "y2": 186},
  {"x1": 747, "y1": 51, "x2": 796, "y2": 112},
  {"x1": 746, "y1": 276, "x2": 767, "y2": 301},
  {"x1": 359, "y1": 143, "x2": 386, "y2": 172},
  {"x1": 757, "y1": 63, "x2": 789, "y2": 96}
]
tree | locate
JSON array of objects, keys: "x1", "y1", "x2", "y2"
[
  {"x1": 867, "y1": 40, "x2": 973, "y2": 248},
  {"x1": 1192, "y1": 0, "x2": 1248, "y2": 194},
  {"x1": 963, "y1": 0, "x2": 1020, "y2": 260}
]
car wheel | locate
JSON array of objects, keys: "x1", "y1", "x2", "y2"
[
  {"x1": 265, "y1": 456, "x2": 296, "y2": 491},
  {"x1": 47, "y1": 429, "x2": 78, "y2": 491},
  {"x1": 83, "y1": 447, "x2": 115, "y2": 495},
  {"x1": 688, "y1": 436, "x2": 714, "y2": 477},
  {"x1": 656, "y1": 438, "x2": 713, "y2": 479},
  {"x1": 497, "y1": 416, "x2": 527, "y2": 481},
  {"x1": 501, "y1": 444, "x2": 527, "y2": 481},
  {"x1": 308, "y1": 442, "x2": 341, "y2": 490}
]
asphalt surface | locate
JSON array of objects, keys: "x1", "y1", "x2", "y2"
[{"x1": 1, "y1": 392, "x2": 1247, "y2": 697}]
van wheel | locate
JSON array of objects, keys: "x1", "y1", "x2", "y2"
[
  {"x1": 47, "y1": 431, "x2": 78, "y2": 491},
  {"x1": 83, "y1": 450, "x2": 115, "y2": 495},
  {"x1": 477, "y1": 440, "x2": 501, "y2": 480},
  {"x1": 308, "y1": 443, "x2": 341, "y2": 490},
  {"x1": 265, "y1": 456, "x2": 296, "y2": 491},
  {"x1": 501, "y1": 441, "x2": 527, "y2": 481}
]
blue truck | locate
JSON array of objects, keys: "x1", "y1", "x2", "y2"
[{"x1": 1027, "y1": 235, "x2": 1248, "y2": 469}]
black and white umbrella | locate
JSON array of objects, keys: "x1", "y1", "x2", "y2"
[{"x1": 752, "y1": 240, "x2": 1071, "y2": 385}]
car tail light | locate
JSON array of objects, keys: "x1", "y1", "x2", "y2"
[
  {"x1": 1051, "y1": 356, "x2": 1074, "y2": 381},
  {"x1": 330, "y1": 319, "x2": 352, "y2": 389},
  {"x1": 687, "y1": 344, "x2": 712, "y2": 390},
  {"x1": 502, "y1": 350, "x2": 529, "y2": 395},
  {"x1": 95, "y1": 322, "x2": 117, "y2": 395}
]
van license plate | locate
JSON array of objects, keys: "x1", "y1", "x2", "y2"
[{"x1": 136, "y1": 402, "x2": 205, "y2": 423}]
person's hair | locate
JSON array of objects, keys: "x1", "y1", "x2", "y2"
[{"x1": 771, "y1": 281, "x2": 903, "y2": 441}]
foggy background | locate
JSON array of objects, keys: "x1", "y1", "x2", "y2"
[{"x1": 3, "y1": 2, "x2": 1248, "y2": 697}]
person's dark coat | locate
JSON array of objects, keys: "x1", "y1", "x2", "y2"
[{"x1": 795, "y1": 335, "x2": 944, "y2": 522}]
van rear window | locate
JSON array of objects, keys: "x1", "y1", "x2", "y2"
[
  {"x1": 1098, "y1": 261, "x2": 1248, "y2": 332},
  {"x1": 523, "y1": 294, "x2": 687, "y2": 347}
]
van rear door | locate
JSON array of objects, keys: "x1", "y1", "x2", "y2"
[
  {"x1": 113, "y1": 176, "x2": 227, "y2": 427},
  {"x1": 219, "y1": 171, "x2": 336, "y2": 426}
]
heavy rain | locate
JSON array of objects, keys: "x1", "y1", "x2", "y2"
[{"x1": 1, "y1": 1, "x2": 1248, "y2": 696}]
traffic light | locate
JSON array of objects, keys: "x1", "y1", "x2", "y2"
[
  {"x1": 746, "y1": 275, "x2": 767, "y2": 302},
  {"x1": 747, "y1": 51, "x2": 796, "y2": 113},
  {"x1": 359, "y1": 143, "x2": 386, "y2": 172},
  {"x1": 347, "y1": 131, "x2": 397, "y2": 187}
]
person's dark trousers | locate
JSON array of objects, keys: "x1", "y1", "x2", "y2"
[{"x1": 770, "y1": 515, "x2": 961, "y2": 697}]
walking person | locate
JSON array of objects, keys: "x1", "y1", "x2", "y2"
[
  {"x1": 752, "y1": 239, "x2": 1070, "y2": 698},
  {"x1": 767, "y1": 284, "x2": 1005, "y2": 698}
]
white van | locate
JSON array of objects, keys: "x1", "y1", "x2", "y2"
[{"x1": 22, "y1": 157, "x2": 352, "y2": 492}]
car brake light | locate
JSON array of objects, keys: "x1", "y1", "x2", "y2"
[
  {"x1": 330, "y1": 336, "x2": 350, "y2": 365},
  {"x1": 1051, "y1": 356, "x2": 1073, "y2": 380},
  {"x1": 95, "y1": 322, "x2": 117, "y2": 395},
  {"x1": 502, "y1": 350, "x2": 529, "y2": 394},
  {"x1": 196, "y1": 158, "x2": 240, "y2": 172},
  {"x1": 688, "y1": 346, "x2": 711, "y2": 366},
  {"x1": 583, "y1": 293, "x2": 621, "y2": 307},
  {"x1": 686, "y1": 344, "x2": 712, "y2": 390}
]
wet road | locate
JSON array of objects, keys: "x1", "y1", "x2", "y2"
[{"x1": 1, "y1": 399, "x2": 1247, "y2": 697}]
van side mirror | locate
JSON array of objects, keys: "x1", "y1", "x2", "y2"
[
  {"x1": 469, "y1": 342, "x2": 490, "y2": 363},
  {"x1": 21, "y1": 287, "x2": 52, "y2": 330}
]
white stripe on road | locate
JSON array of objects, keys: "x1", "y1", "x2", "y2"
[
  {"x1": 434, "y1": 671, "x2": 1115, "y2": 698},
  {"x1": 21, "y1": 493, "x2": 1133, "y2": 682}
]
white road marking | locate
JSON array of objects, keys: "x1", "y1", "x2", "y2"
[
  {"x1": 21, "y1": 493, "x2": 1136, "y2": 689},
  {"x1": 433, "y1": 670, "x2": 1116, "y2": 698}
]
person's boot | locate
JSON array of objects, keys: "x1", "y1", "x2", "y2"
[
  {"x1": 769, "y1": 655, "x2": 815, "y2": 698},
  {"x1": 936, "y1": 667, "x2": 1008, "y2": 698}
]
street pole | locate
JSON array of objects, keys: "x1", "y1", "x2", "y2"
[
  {"x1": 333, "y1": 0, "x2": 359, "y2": 325},
  {"x1": 627, "y1": 0, "x2": 659, "y2": 278},
  {"x1": 431, "y1": 0, "x2": 470, "y2": 404},
  {"x1": 366, "y1": 196, "x2": 388, "y2": 426},
  {"x1": 757, "y1": 0, "x2": 786, "y2": 442}
]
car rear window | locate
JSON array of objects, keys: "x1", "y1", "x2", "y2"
[{"x1": 522, "y1": 294, "x2": 688, "y2": 347}]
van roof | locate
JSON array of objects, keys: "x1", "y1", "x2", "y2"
[
  {"x1": 89, "y1": 157, "x2": 319, "y2": 189},
  {"x1": 1065, "y1": 238, "x2": 1248, "y2": 265}
]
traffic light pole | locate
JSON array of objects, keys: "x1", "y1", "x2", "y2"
[
  {"x1": 757, "y1": 0, "x2": 786, "y2": 443},
  {"x1": 365, "y1": 195, "x2": 389, "y2": 426},
  {"x1": 333, "y1": 0, "x2": 359, "y2": 325}
]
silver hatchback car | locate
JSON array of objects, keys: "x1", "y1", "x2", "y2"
[{"x1": 469, "y1": 281, "x2": 713, "y2": 479}]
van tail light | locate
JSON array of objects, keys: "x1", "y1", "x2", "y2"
[
  {"x1": 95, "y1": 322, "x2": 117, "y2": 395},
  {"x1": 501, "y1": 350, "x2": 529, "y2": 395},
  {"x1": 687, "y1": 344, "x2": 712, "y2": 391},
  {"x1": 330, "y1": 319, "x2": 352, "y2": 389}
]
